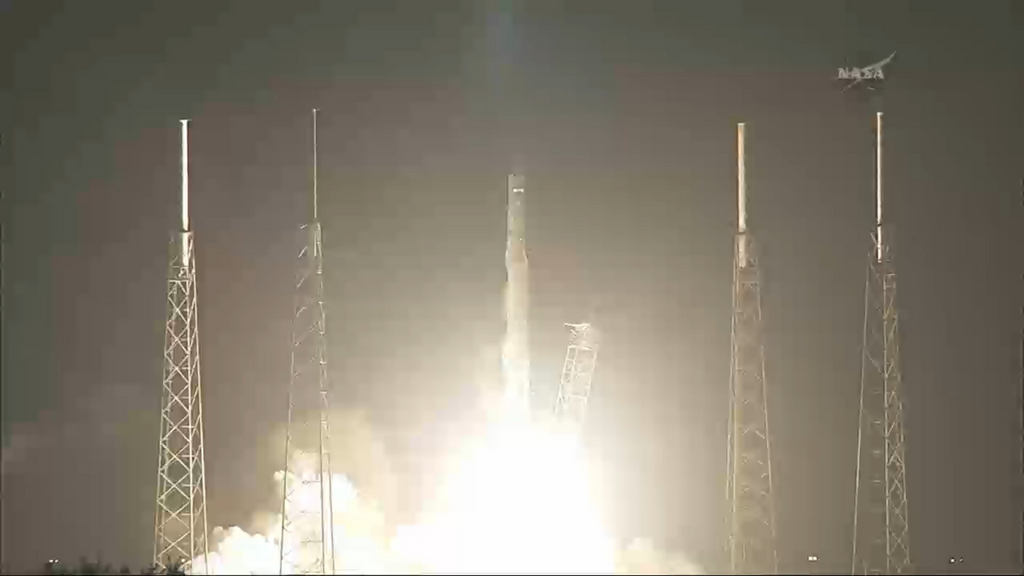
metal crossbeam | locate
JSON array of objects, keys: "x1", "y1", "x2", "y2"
[
  {"x1": 153, "y1": 231, "x2": 209, "y2": 574},
  {"x1": 279, "y1": 223, "x2": 336, "y2": 575},
  {"x1": 726, "y1": 232, "x2": 778, "y2": 575},
  {"x1": 553, "y1": 322, "x2": 600, "y2": 434},
  {"x1": 852, "y1": 112, "x2": 912, "y2": 576},
  {"x1": 852, "y1": 232, "x2": 912, "y2": 575}
]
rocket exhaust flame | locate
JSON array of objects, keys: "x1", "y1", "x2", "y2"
[{"x1": 191, "y1": 410, "x2": 703, "y2": 574}]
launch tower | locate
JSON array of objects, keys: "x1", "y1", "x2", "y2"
[
  {"x1": 725, "y1": 122, "x2": 778, "y2": 575},
  {"x1": 553, "y1": 322, "x2": 600, "y2": 435},
  {"x1": 851, "y1": 112, "x2": 912, "y2": 575},
  {"x1": 279, "y1": 109, "x2": 337, "y2": 575},
  {"x1": 153, "y1": 120, "x2": 209, "y2": 573}
]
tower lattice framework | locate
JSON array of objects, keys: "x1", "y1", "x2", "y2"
[
  {"x1": 726, "y1": 122, "x2": 777, "y2": 575},
  {"x1": 553, "y1": 322, "x2": 600, "y2": 434},
  {"x1": 852, "y1": 112, "x2": 912, "y2": 575},
  {"x1": 279, "y1": 109, "x2": 336, "y2": 575},
  {"x1": 154, "y1": 120, "x2": 209, "y2": 574}
]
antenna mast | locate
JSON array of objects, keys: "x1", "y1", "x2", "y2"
[
  {"x1": 851, "y1": 111, "x2": 912, "y2": 575},
  {"x1": 876, "y1": 112, "x2": 884, "y2": 262},
  {"x1": 279, "y1": 109, "x2": 337, "y2": 575},
  {"x1": 153, "y1": 119, "x2": 209, "y2": 573},
  {"x1": 181, "y1": 120, "x2": 189, "y2": 233},
  {"x1": 313, "y1": 108, "x2": 318, "y2": 222},
  {"x1": 725, "y1": 122, "x2": 778, "y2": 574}
]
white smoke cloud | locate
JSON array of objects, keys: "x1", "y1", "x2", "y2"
[
  {"x1": 194, "y1": 526, "x2": 279, "y2": 575},
  {"x1": 192, "y1": 453, "x2": 396, "y2": 575},
  {"x1": 191, "y1": 347, "x2": 703, "y2": 575},
  {"x1": 193, "y1": 432, "x2": 703, "y2": 575},
  {"x1": 616, "y1": 538, "x2": 704, "y2": 575}
]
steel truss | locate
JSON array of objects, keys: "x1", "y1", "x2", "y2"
[
  {"x1": 852, "y1": 229, "x2": 912, "y2": 575},
  {"x1": 279, "y1": 220, "x2": 336, "y2": 575},
  {"x1": 553, "y1": 322, "x2": 600, "y2": 434},
  {"x1": 154, "y1": 231, "x2": 209, "y2": 574},
  {"x1": 726, "y1": 232, "x2": 778, "y2": 575}
]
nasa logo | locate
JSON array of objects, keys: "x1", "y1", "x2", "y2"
[
  {"x1": 837, "y1": 67, "x2": 886, "y2": 80},
  {"x1": 837, "y1": 52, "x2": 895, "y2": 91}
]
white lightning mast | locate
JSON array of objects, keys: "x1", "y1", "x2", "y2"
[
  {"x1": 852, "y1": 111, "x2": 912, "y2": 574},
  {"x1": 153, "y1": 119, "x2": 209, "y2": 573},
  {"x1": 876, "y1": 112, "x2": 884, "y2": 262},
  {"x1": 725, "y1": 122, "x2": 778, "y2": 574},
  {"x1": 181, "y1": 120, "x2": 189, "y2": 234},
  {"x1": 738, "y1": 121, "x2": 748, "y2": 243}
]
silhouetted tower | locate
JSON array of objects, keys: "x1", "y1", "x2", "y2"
[
  {"x1": 851, "y1": 111, "x2": 912, "y2": 575},
  {"x1": 725, "y1": 122, "x2": 778, "y2": 575},
  {"x1": 153, "y1": 120, "x2": 209, "y2": 573},
  {"x1": 553, "y1": 322, "x2": 600, "y2": 435},
  {"x1": 279, "y1": 109, "x2": 337, "y2": 575}
]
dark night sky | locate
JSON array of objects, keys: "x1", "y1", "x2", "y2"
[{"x1": 3, "y1": 0, "x2": 1023, "y2": 573}]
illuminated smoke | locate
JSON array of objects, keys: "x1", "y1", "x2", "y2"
[
  {"x1": 191, "y1": 360, "x2": 702, "y2": 574},
  {"x1": 190, "y1": 526, "x2": 279, "y2": 575},
  {"x1": 412, "y1": 419, "x2": 616, "y2": 574},
  {"x1": 192, "y1": 453, "x2": 395, "y2": 575},
  {"x1": 616, "y1": 538, "x2": 705, "y2": 575},
  {"x1": 192, "y1": 426, "x2": 702, "y2": 575}
]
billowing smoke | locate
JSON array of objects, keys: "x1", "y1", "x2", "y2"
[
  {"x1": 192, "y1": 425, "x2": 703, "y2": 574},
  {"x1": 616, "y1": 538, "x2": 705, "y2": 575},
  {"x1": 191, "y1": 451, "x2": 395, "y2": 575},
  {"x1": 191, "y1": 526, "x2": 278, "y2": 575},
  {"x1": 189, "y1": 326, "x2": 702, "y2": 575}
]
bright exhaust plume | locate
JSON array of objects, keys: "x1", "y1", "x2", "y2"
[{"x1": 192, "y1": 414, "x2": 702, "y2": 574}]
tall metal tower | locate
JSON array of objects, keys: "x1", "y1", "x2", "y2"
[
  {"x1": 725, "y1": 122, "x2": 778, "y2": 575},
  {"x1": 279, "y1": 109, "x2": 337, "y2": 575},
  {"x1": 553, "y1": 322, "x2": 600, "y2": 435},
  {"x1": 851, "y1": 111, "x2": 912, "y2": 575},
  {"x1": 153, "y1": 120, "x2": 209, "y2": 574}
]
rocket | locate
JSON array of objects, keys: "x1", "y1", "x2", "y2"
[{"x1": 502, "y1": 174, "x2": 531, "y2": 421}]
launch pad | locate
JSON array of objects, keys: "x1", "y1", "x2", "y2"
[{"x1": 141, "y1": 109, "x2": 915, "y2": 575}]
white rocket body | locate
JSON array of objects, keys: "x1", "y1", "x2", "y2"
[{"x1": 502, "y1": 174, "x2": 530, "y2": 421}]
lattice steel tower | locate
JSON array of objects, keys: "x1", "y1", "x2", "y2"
[
  {"x1": 725, "y1": 122, "x2": 778, "y2": 575},
  {"x1": 154, "y1": 120, "x2": 209, "y2": 574},
  {"x1": 279, "y1": 109, "x2": 337, "y2": 575},
  {"x1": 553, "y1": 322, "x2": 600, "y2": 435},
  {"x1": 851, "y1": 111, "x2": 912, "y2": 575}
]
